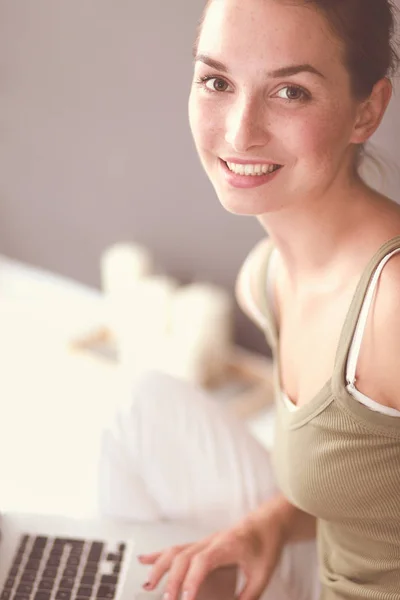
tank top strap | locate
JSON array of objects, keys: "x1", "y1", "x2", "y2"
[{"x1": 332, "y1": 235, "x2": 400, "y2": 395}]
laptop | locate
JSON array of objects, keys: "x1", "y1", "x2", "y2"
[{"x1": 0, "y1": 512, "x2": 236, "y2": 600}]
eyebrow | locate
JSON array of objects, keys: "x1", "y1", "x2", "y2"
[{"x1": 194, "y1": 53, "x2": 325, "y2": 79}]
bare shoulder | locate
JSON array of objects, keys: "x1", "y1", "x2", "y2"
[
  {"x1": 360, "y1": 250, "x2": 400, "y2": 410},
  {"x1": 235, "y1": 237, "x2": 273, "y2": 329}
]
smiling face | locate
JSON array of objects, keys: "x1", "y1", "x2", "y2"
[{"x1": 188, "y1": 0, "x2": 366, "y2": 215}]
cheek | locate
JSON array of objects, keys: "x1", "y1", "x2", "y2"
[
  {"x1": 188, "y1": 90, "x2": 198, "y2": 138},
  {"x1": 284, "y1": 110, "x2": 354, "y2": 166},
  {"x1": 189, "y1": 92, "x2": 221, "y2": 154}
]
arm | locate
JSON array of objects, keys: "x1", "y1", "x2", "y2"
[
  {"x1": 268, "y1": 494, "x2": 317, "y2": 542},
  {"x1": 244, "y1": 493, "x2": 316, "y2": 544},
  {"x1": 236, "y1": 241, "x2": 316, "y2": 542},
  {"x1": 140, "y1": 491, "x2": 316, "y2": 600},
  {"x1": 357, "y1": 252, "x2": 400, "y2": 411},
  {"x1": 235, "y1": 237, "x2": 272, "y2": 330}
]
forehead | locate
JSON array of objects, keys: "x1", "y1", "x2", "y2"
[{"x1": 198, "y1": 0, "x2": 343, "y2": 73}]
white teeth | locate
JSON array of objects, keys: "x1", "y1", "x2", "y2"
[{"x1": 226, "y1": 162, "x2": 280, "y2": 176}]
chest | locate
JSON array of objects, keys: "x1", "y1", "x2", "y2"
[
  {"x1": 272, "y1": 401, "x2": 400, "y2": 525},
  {"x1": 274, "y1": 276, "x2": 378, "y2": 407}
]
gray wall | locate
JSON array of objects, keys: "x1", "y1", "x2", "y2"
[{"x1": 0, "y1": 1, "x2": 399, "y2": 352}]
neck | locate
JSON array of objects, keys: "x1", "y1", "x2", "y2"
[{"x1": 257, "y1": 174, "x2": 382, "y2": 290}]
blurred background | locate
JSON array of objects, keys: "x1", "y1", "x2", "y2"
[
  {"x1": 0, "y1": 0, "x2": 399, "y2": 517},
  {"x1": 0, "y1": 0, "x2": 398, "y2": 352}
]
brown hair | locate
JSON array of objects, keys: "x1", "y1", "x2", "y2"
[{"x1": 194, "y1": 0, "x2": 399, "y2": 99}]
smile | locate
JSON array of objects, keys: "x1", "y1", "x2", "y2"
[
  {"x1": 225, "y1": 161, "x2": 282, "y2": 176},
  {"x1": 218, "y1": 158, "x2": 283, "y2": 189}
]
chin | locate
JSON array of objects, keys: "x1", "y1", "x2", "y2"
[
  {"x1": 219, "y1": 198, "x2": 266, "y2": 216},
  {"x1": 206, "y1": 161, "x2": 286, "y2": 216},
  {"x1": 213, "y1": 186, "x2": 276, "y2": 216}
]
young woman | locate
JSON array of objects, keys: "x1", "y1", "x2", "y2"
[{"x1": 98, "y1": 0, "x2": 400, "y2": 598}]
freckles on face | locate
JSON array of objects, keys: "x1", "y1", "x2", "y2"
[
  {"x1": 291, "y1": 93, "x2": 357, "y2": 175},
  {"x1": 188, "y1": 94, "x2": 222, "y2": 161},
  {"x1": 188, "y1": 0, "x2": 361, "y2": 213}
]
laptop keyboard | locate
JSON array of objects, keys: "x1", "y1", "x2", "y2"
[{"x1": 0, "y1": 534, "x2": 129, "y2": 600}]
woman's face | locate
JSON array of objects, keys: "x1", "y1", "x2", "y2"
[{"x1": 188, "y1": 0, "x2": 363, "y2": 216}]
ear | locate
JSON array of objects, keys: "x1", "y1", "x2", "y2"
[{"x1": 350, "y1": 77, "x2": 392, "y2": 144}]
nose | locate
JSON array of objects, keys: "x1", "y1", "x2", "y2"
[{"x1": 224, "y1": 95, "x2": 270, "y2": 153}]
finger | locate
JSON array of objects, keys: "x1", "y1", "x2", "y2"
[
  {"x1": 141, "y1": 534, "x2": 213, "y2": 567},
  {"x1": 138, "y1": 552, "x2": 162, "y2": 564},
  {"x1": 238, "y1": 574, "x2": 266, "y2": 600},
  {"x1": 162, "y1": 551, "x2": 193, "y2": 600},
  {"x1": 139, "y1": 544, "x2": 190, "y2": 566},
  {"x1": 145, "y1": 546, "x2": 190, "y2": 590},
  {"x1": 179, "y1": 550, "x2": 221, "y2": 600}
]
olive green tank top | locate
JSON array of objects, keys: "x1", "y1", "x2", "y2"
[{"x1": 259, "y1": 235, "x2": 400, "y2": 600}]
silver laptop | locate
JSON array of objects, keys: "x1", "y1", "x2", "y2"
[{"x1": 0, "y1": 512, "x2": 235, "y2": 600}]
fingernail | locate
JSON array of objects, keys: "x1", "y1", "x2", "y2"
[
  {"x1": 182, "y1": 591, "x2": 190, "y2": 600},
  {"x1": 162, "y1": 593, "x2": 170, "y2": 600},
  {"x1": 143, "y1": 582, "x2": 152, "y2": 590}
]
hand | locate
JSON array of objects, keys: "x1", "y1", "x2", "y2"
[{"x1": 138, "y1": 508, "x2": 286, "y2": 600}]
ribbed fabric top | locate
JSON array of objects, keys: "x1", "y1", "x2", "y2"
[{"x1": 259, "y1": 236, "x2": 400, "y2": 600}]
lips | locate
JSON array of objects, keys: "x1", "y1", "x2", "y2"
[
  {"x1": 224, "y1": 160, "x2": 282, "y2": 176},
  {"x1": 219, "y1": 158, "x2": 283, "y2": 189}
]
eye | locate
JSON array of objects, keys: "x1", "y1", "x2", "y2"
[
  {"x1": 275, "y1": 85, "x2": 309, "y2": 102},
  {"x1": 197, "y1": 76, "x2": 232, "y2": 93}
]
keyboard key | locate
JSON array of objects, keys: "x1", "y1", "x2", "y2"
[
  {"x1": 100, "y1": 576, "x2": 117, "y2": 586},
  {"x1": 97, "y1": 584, "x2": 116, "y2": 599},
  {"x1": 8, "y1": 567, "x2": 20, "y2": 578},
  {"x1": 14, "y1": 595, "x2": 30, "y2": 600},
  {"x1": 25, "y1": 560, "x2": 41, "y2": 571},
  {"x1": 54, "y1": 538, "x2": 72, "y2": 546},
  {"x1": 66, "y1": 557, "x2": 80, "y2": 567},
  {"x1": 32, "y1": 539, "x2": 46, "y2": 551},
  {"x1": 88, "y1": 543, "x2": 103, "y2": 562},
  {"x1": 0, "y1": 590, "x2": 13, "y2": 600},
  {"x1": 106, "y1": 554, "x2": 118, "y2": 562},
  {"x1": 58, "y1": 578, "x2": 75, "y2": 590},
  {"x1": 34, "y1": 593, "x2": 51, "y2": 600},
  {"x1": 4, "y1": 577, "x2": 16, "y2": 589},
  {"x1": 69, "y1": 547, "x2": 83, "y2": 559},
  {"x1": 80, "y1": 576, "x2": 95, "y2": 586},
  {"x1": 20, "y1": 573, "x2": 37, "y2": 584},
  {"x1": 83, "y1": 564, "x2": 98, "y2": 576},
  {"x1": 55, "y1": 592, "x2": 71, "y2": 600},
  {"x1": 62, "y1": 568, "x2": 77, "y2": 578},
  {"x1": 38, "y1": 581, "x2": 54, "y2": 592},
  {"x1": 12, "y1": 554, "x2": 24, "y2": 567},
  {"x1": 16, "y1": 584, "x2": 33, "y2": 595},
  {"x1": 17, "y1": 547, "x2": 26, "y2": 559},
  {"x1": 18, "y1": 536, "x2": 29, "y2": 551},
  {"x1": 29, "y1": 549, "x2": 44, "y2": 560},
  {"x1": 68, "y1": 541, "x2": 84, "y2": 551},
  {"x1": 42, "y1": 568, "x2": 58, "y2": 579},
  {"x1": 77, "y1": 586, "x2": 92, "y2": 598},
  {"x1": 45, "y1": 557, "x2": 61, "y2": 568}
]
